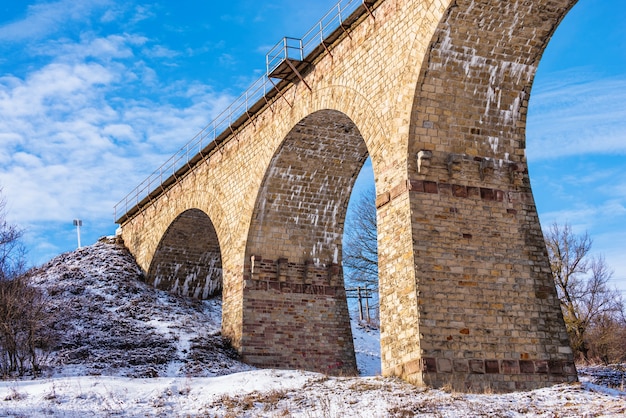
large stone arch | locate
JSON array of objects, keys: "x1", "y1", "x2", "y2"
[
  {"x1": 246, "y1": 109, "x2": 368, "y2": 265},
  {"x1": 238, "y1": 109, "x2": 373, "y2": 375},
  {"x1": 373, "y1": 0, "x2": 579, "y2": 391},
  {"x1": 281, "y1": 85, "x2": 391, "y2": 191},
  {"x1": 409, "y1": 0, "x2": 577, "y2": 162},
  {"x1": 215, "y1": 77, "x2": 412, "y2": 368},
  {"x1": 147, "y1": 208, "x2": 223, "y2": 299}
]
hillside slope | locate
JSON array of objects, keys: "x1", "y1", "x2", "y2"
[{"x1": 28, "y1": 237, "x2": 252, "y2": 378}]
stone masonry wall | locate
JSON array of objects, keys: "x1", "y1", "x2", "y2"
[
  {"x1": 238, "y1": 109, "x2": 366, "y2": 374},
  {"x1": 147, "y1": 209, "x2": 222, "y2": 299},
  {"x1": 119, "y1": 0, "x2": 582, "y2": 391},
  {"x1": 242, "y1": 257, "x2": 356, "y2": 375},
  {"x1": 385, "y1": 0, "x2": 578, "y2": 391}
]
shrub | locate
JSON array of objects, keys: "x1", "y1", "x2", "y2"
[{"x1": 0, "y1": 274, "x2": 57, "y2": 378}]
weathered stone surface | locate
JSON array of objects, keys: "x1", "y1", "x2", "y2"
[
  {"x1": 118, "y1": 0, "x2": 579, "y2": 391},
  {"x1": 147, "y1": 209, "x2": 222, "y2": 299}
]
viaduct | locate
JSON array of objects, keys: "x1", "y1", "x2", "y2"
[{"x1": 115, "y1": 0, "x2": 580, "y2": 392}]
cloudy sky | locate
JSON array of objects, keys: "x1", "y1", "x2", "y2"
[{"x1": 0, "y1": 0, "x2": 624, "y2": 292}]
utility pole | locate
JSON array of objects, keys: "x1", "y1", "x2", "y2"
[
  {"x1": 357, "y1": 286, "x2": 364, "y2": 321},
  {"x1": 364, "y1": 287, "x2": 371, "y2": 323},
  {"x1": 73, "y1": 219, "x2": 82, "y2": 249}
]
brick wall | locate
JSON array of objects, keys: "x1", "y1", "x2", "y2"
[{"x1": 242, "y1": 256, "x2": 356, "y2": 375}]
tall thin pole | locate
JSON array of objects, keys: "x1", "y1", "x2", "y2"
[
  {"x1": 357, "y1": 286, "x2": 363, "y2": 322},
  {"x1": 73, "y1": 219, "x2": 82, "y2": 249},
  {"x1": 365, "y1": 288, "x2": 371, "y2": 323}
]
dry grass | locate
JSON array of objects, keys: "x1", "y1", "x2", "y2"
[
  {"x1": 348, "y1": 380, "x2": 383, "y2": 392},
  {"x1": 210, "y1": 389, "x2": 290, "y2": 416},
  {"x1": 3, "y1": 386, "x2": 27, "y2": 401}
]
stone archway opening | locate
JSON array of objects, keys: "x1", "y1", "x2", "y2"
[
  {"x1": 147, "y1": 208, "x2": 223, "y2": 300},
  {"x1": 242, "y1": 109, "x2": 371, "y2": 375},
  {"x1": 342, "y1": 158, "x2": 382, "y2": 376},
  {"x1": 526, "y1": 0, "x2": 626, "y2": 365}
]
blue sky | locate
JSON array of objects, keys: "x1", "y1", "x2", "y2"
[{"x1": 0, "y1": 0, "x2": 624, "y2": 293}]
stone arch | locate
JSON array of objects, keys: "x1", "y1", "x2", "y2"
[
  {"x1": 288, "y1": 85, "x2": 390, "y2": 191},
  {"x1": 246, "y1": 109, "x2": 369, "y2": 265},
  {"x1": 147, "y1": 208, "x2": 223, "y2": 299},
  {"x1": 410, "y1": 0, "x2": 577, "y2": 163},
  {"x1": 375, "y1": 0, "x2": 579, "y2": 391},
  {"x1": 238, "y1": 109, "x2": 372, "y2": 375}
]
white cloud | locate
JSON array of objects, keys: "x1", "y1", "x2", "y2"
[
  {"x1": 613, "y1": 183, "x2": 626, "y2": 199},
  {"x1": 145, "y1": 45, "x2": 180, "y2": 59},
  {"x1": 12, "y1": 152, "x2": 42, "y2": 168},
  {"x1": 539, "y1": 207, "x2": 596, "y2": 233},
  {"x1": 0, "y1": 25, "x2": 234, "y2": 241},
  {"x1": 0, "y1": 62, "x2": 115, "y2": 122},
  {"x1": 0, "y1": 0, "x2": 112, "y2": 42},
  {"x1": 102, "y1": 123, "x2": 135, "y2": 140},
  {"x1": 540, "y1": 197, "x2": 626, "y2": 226},
  {"x1": 128, "y1": 5, "x2": 155, "y2": 25},
  {"x1": 39, "y1": 34, "x2": 146, "y2": 62},
  {"x1": 218, "y1": 53, "x2": 237, "y2": 68},
  {"x1": 560, "y1": 168, "x2": 618, "y2": 186},
  {"x1": 527, "y1": 70, "x2": 626, "y2": 160}
]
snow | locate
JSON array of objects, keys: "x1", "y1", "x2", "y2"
[
  {"x1": 2, "y1": 370, "x2": 625, "y2": 417},
  {"x1": 351, "y1": 321, "x2": 381, "y2": 377},
  {"x1": 1, "y1": 238, "x2": 625, "y2": 416}
]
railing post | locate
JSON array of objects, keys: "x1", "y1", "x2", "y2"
[
  {"x1": 365, "y1": 287, "x2": 371, "y2": 323},
  {"x1": 283, "y1": 37, "x2": 288, "y2": 59}
]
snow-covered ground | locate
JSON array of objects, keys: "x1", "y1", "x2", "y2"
[{"x1": 1, "y1": 239, "x2": 625, "y2": 417}]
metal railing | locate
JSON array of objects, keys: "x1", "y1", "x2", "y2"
[
  {"x1": 114, "y1": 0, "x2": 374, "y2": 223},
  {"x1": 266, "y1": 37, "x2": 304, "y2": 75}
]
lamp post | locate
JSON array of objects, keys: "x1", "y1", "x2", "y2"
[{"x1": 73, "y1": 219, "x2": 82, "y2": 249}]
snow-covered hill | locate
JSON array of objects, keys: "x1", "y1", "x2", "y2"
[
  {"x1": 1, "y1": 238, "x2": 624, "y2": 417},
  {"x1": 26, "y1": 237, "x2": 253, "y2": 379}
]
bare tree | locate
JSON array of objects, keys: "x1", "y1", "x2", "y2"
[
  {"x1": 0, "y1": 190, "x2": 26, "y2": 281},
  {"x1": 544, "y1": 222, "x2": 623, "y2": 362},
  {"x1": 343, "y1": 185, "x2": 378, "y2": 289},
  {"x1": 587, "y1": 311, "x2": 626, "y2": 365},
  {"x1": 0, "y1": 188, "x2": 56, "y2": 377}
]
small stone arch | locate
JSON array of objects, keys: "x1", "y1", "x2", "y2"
[{"x1": 147, "y1": 208, "x2": 222, "y2": 299}]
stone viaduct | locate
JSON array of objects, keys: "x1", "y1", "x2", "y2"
[{"x1": 115, "y1": 0, "x2": 580, "y2": 392}]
